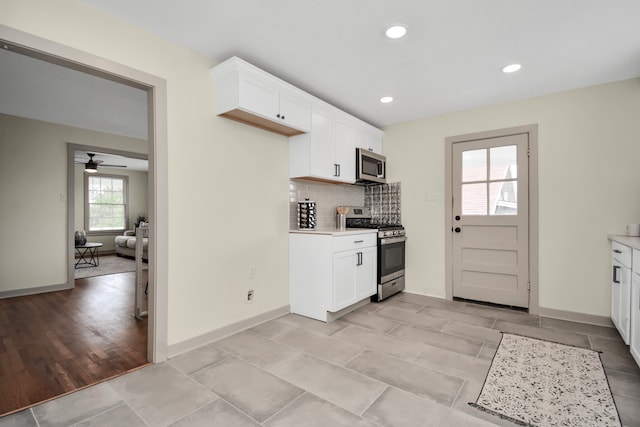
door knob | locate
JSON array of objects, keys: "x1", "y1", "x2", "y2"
[
  {"x1": 454, "y1": 227, "x2": 461, "y2": 233},
  {"x1": 455, "y1": 215, "x2": 461, "y2": 221}
]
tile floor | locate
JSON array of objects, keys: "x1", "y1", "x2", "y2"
[{"x1": 2, "y1": 292, "x2": 640, "y2": 427}]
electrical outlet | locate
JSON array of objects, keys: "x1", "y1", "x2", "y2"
[{"x1": 247, "y1": 290, "x2": 254, "y2": 303}]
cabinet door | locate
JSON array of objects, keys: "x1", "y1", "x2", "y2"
[
  {"x1": 355, "y1": 127, "x2": 383, "y2": 155},
  {"x1": 335, "y1": 117, "x2": 356, "y2": 183},
  {"x1": 279, "y1": 88, "x2": 311, "y2": 132},
  {"x1": 631, "y1": 271, "x2": 640, "y2": 366},
  {"x1": 309, "y1": 106, "x2": 337, "y2": 180},
  {"x1": 355, "y1": 246, "x2": 377, "y2": 300},
  {"x1": 621, "y1": 266, "x2": 631, "y2": 345},
  {"x1": 369, "y1": 131, "x2": 383, "y2": 154},
  {"x1": 612, "y1": 261, "x2": 631, "y2": 344},
  {"x1": 332, "y1": 251, "x2": 357, "y2": 312},
  {"x1": 238, "y1": 73, "x2": 279, "y2": 120},
  {"x1": 612, "y1": 265, "x2": 621, "y2": 332}
]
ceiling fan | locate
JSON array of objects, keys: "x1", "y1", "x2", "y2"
[{"x1": 76, "y1": 152, "x2": 127, "y2": 173}]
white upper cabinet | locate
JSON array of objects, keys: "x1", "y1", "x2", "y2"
[
  {"x1": 335, "y1": 115, "x2": 356, "y2": 182},
  {"x1": 212, "y1": 57, "x2": 384, "y2": 181},
  {"x1": 355, "y1": 124, "x2": 383, "y2": 155},
  {"x1": 212, "y1": 57, "x2": 311, "y2": 136},
  {"x1": 290, "y1": 103, "x2": 356, "y2": 184}
]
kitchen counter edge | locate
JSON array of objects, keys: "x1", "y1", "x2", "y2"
[
  {"x1": 290, "y1": 228, "x2": 377, "y2": 236},
  {"x1": 608, "y1": 234, "x2": 640, "y2": 250}
]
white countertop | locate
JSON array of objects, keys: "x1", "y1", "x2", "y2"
[
  {"x1": 289, "y1": 228, "x2": 377, "y2": 236},
  {"x1": 608, "y1": 234, "x2": 640, "y2": 250}
]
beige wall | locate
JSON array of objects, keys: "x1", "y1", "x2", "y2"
[
  {"x1": 0, "y1": 113, "x2": 147, "y2": 293},
  {"x1": 2, "y1": 1, "x2": 290, "y2": 347},
  {"x1": 384, "y1": 78, "x2": 640, "y2": 317},
  {"x1": 74, "y1": 164, "x2": 149, "y2": 252},
  {"x1": 4, "y1": 1, "x2": 637, "y2": 349}
]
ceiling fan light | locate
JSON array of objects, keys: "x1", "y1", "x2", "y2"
[{"x1": 85, "y1": 162, "x2": 98, "y2": 173}]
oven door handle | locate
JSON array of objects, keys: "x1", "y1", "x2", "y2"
[{"x1": 380, "y1": 235, "x2": 407, "y2": 245}]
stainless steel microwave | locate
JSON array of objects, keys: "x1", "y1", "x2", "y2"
[{"x1": 356, "y1": 148, "x2": 386, "y2": 184}]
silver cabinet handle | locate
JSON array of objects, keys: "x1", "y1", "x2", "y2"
[
  {"x1": 354, "y1": 240, "x2": 364, "y2": 243},
  {"x1": 356, "y1": 252, "x2": 363, "y2": 266},
  {"x1": 613, "y1": 249, "x2": 622, "y2": 254}
]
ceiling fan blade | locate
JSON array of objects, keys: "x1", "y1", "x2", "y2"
[{"x1": 101, "y1": 164, "x2": 127, "y2": 168}]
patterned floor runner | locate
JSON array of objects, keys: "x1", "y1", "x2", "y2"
[{"x1": 471, "y1": 333, "x2": 621, "y2": 427}]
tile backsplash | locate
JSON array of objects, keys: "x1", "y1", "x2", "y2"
[
  {"x1": 289, "y1": 179, "x2": 402, "y2": 229},
  {"x1": 365, "y1": 182, "x2": 402, "y2": 225},
  {"x1": 289, "y1": 179, "x2": 364, "y2": 229}
]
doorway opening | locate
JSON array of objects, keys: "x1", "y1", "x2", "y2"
[
  {"x1": 444, "y1": 124, "x2": 539, "y2": 314},
  {"x1": 0, "y1": 25, "x2": 168, "y2": 415}
]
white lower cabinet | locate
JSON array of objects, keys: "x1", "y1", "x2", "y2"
[
  {"x1": 631, "y1": 249, "x2": 640, "y2": 365},
  {"x1": 611, "y1": 241, "x2": 632, "y2": 344},
  {"x1": 290, "y1": 232, "x2": 377, "y2": 322},
  {"x1": 332, "y1": 246, "x2": 376, "y2": 312}
]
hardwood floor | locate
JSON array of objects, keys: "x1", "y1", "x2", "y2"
[{"x1": 0, "y1": 267, "x2": 148, "y2": 416}]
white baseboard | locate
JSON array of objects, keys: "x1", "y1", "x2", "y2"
[
  {"x1": 326, "y1": 298, "x2": 370, "y2": 322},
  {"x1": 401, "y1": 291, "x2": 614, "y2": 328},
  {"x1": 537, "y1": 306, "x2": 614, "y2": 328},
  {"x1": 0, "y1": 282, "x2": 73, "y2": 299},
  {"x1": 167, "y1": 305, "x2": 291, "y2": 358}
]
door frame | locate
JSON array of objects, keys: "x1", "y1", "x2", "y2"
[
  {"x1": 0, "y1": 24, "x2": 169, "y2": 362},
  {"x1": 444, "y1": 124, "x2": 539, "y2": 314}
]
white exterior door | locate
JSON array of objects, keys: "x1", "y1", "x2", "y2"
[{"x1": 451, "y1": 133, "x2": 530, "y2": 308}]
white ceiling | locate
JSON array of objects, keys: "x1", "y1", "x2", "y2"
[
  {"x1": 1, "y1": 1, "x2": 639, "y2": 138},
  {"x1": 78, "y1": 0, "x2": 640, "y2": 128},
  {"x1": 0, "y1": 47, "x2": 148, "y2": 139}
]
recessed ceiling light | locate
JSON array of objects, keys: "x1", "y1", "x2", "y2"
[
  {"x1": 385, "y1": 25, "x2": 407, "y2": 39},
  {"x1": 380, "y1": 96, "x2": 394, "y2": 104},
  {"x1": 502, "y1": 63, "x2": 522, "y2": 73}
]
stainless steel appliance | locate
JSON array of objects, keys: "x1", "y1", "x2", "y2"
[
  {"x1": 356, "y1": 148, "x2": 386, "y2": 184},
  {"x1": 345, "y1": 207, "x2": 406, "y2": 301}
]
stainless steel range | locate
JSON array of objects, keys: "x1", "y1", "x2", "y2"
[{"x1": 345, "y1": 207, "x2": 406, "y2": 301}]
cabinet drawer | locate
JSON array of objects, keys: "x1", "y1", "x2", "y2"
[
  {"x1": 613, "y1": 241, "x2": 632, "y2": 268},
  {"x1": 333, "y1": 233, "x2": 376, "y2": 252}
]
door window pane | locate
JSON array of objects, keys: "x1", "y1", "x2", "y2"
[
  {"x1": 490, "y1": 181, "x2": 517, "y2": 215},
  {"x1": 490, "y1": 145, "x2": 517, "y2": 180},
  {"x1": 462, "y1": 149, "x2": 486, "y2": 182},
  {"x1": 462, "y1": 183, "x2": 487, "y2": 215}
]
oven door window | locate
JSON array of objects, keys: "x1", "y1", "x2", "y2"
[{"x1": 379, "y1": 241, "x2": 405, "y2": 279}]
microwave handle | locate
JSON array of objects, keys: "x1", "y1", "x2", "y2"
[{"x1": 377, "y1": 161, "x2": 385, "y2": 178}]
